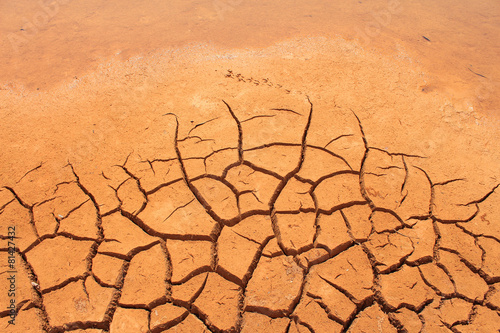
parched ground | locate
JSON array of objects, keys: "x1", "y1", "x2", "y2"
[
  {"x1": 1, "y1": 0, "x2": 500, "y2": 331},
  {"x1": 1, "y1": 88, "x2": 500, "y2": 332}
]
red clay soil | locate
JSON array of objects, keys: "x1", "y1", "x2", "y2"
[
  {"x1": 1, "y1": 65, "x2": 500, "y2": 331},
  {"x1": 1, "y1": 1, "x2": 500, "y2": 333}
]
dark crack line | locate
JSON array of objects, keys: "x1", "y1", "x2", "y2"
[
  {"x1": 3, "y1": 186, "x2": 40, "y2": 239},
  {"x1": 0, "y1": 198, "x2": 15, "y2": 213},
  {"x1": 270, "y1": 108, "x2": 303, "y2": 116},
  {"x1": 150, "y1": 157, "x2": 178, "y2": 164},
  {"x1": 308, "y1": 144, "x2": 354, "y2": 170},
  {"x1": 6, "y1": 99, "x2": 500, "y2": 333},
  {"x1": 143, "y1": 158, "x2": 156, "y2": 176},
  {"x1": 317, "y1": 273, "x2": 361, "y2": 306},
  {"x1": 377, "y1": 165, "x2": 404, "y2": 170},
  {"x1": 222, "y1": 100, "x2": 243, "y2": 163},
  {"x1": 54, "y1": 199, "x2": 91, "y2": 233},
  {"x1": 350, "y1": 109, "x2": 368, "y2": 150},
  {"x1": 51, "y1": 180, "x2": 76, "y2": 196},
  {"x1": 16, "y1": 250, "x2": 51, "y2": 331},
  {"x1": 16, "y1": 161, "x2": 44, "y2": 183},
  {"x1": 269, "y1": 97, "x2": 314, "y2": 224},
  {"x1": 305, "y1": 292, "x2": 346, "y2": 325},
  {"x1": 164, "y1": 113, "x2": 239, "y2": 229},
  {"x1": 163, "y1": 198, "x2": 195, "y2": 223},
  {"x1": 146, "y1": 177, "x2": 184, "y2": 196},
  {"x1": 230, "y1": 229, "x2": 262, "y2": 246},
  {"x1": 120, "y1": 210, "x2": 214, "y2": 241},
  {"x1": 365, "y1": 172, "x2": 387, "y2": 177},
  {"x1": 242, "y1": 142, "x2": 353, "y2": 171},
  {"x1": 414, "y1": 166, "x2": 434, "y2": 218},
  {"x1": 240, "y1": 160, "x2": 284, "y2": 181},
  {"x1": 187, "y1": 116, "x2": 220, "y2": 136},
  {"x1": 310, "y1": 170, "x2": 360, "y2": 192},
  {"x1": 35, "y1": 196, "x2": 59, "y2": 209},
  {"x1": 116, "y1": 165, "x2": 149, "y2": 216},
  {"x1": 239, "y1": 189, "x2": 264, "y2": 204},
  {"x1": 460, "y1": 183, "x2": 500, "y2": 206},
  {"x1": 241, "y1": 114, "x2": 276, "y2": 123},
  {"x1": 323, "y1": 134, "x2": 354, "y2": 149},
  {"x1": 178, "y1": 135, "x2": 216, "y2": 144},
  {"x1": 468, "y1": 67, "x2": 488, "y2": 79},
  {"x1": 369, "y1": 146, "x2": 427, "y2": 159},
  {"x1": 3, "y1": 186, "x2": 30, "y2": 210},
  {"x1": 400, "y1": 156, "x2": 409, "y2": 197},
  {"x1": 150, "y1": 309, "x2": 189, "y2": 333},
  {"x1": 432, "y1": 178, "x2": 465, "y2": 187},
  {"x1": 244, "y1": 142, "x2": 301, "y2": 152}
]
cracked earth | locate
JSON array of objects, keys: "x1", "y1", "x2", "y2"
[{"x1": 1, "y1": 97, "x2": 500, "y2": 333}]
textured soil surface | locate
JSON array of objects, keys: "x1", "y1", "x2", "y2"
[
  {"x1": 1, "y1": 1, "x2": 500, "y2": 332},
  {"x1": 1, "y1": 77, "x2": 500, "y2": 332}
]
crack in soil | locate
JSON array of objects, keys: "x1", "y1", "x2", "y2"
[{"x1": 1, "y1": 98, "x2": 499, "y2": 333}]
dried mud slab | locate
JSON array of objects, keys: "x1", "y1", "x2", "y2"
[{"x1": 1, "y1": 96, "x2": 499, "y2": 333}]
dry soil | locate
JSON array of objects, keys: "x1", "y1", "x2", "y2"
[{"x1": 1, "y1": 1, "x2": 500, "y2": 332}]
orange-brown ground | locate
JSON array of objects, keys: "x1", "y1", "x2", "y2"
[{"x1": 1, "y1": 1, "x2": 500, "y2": 332}]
